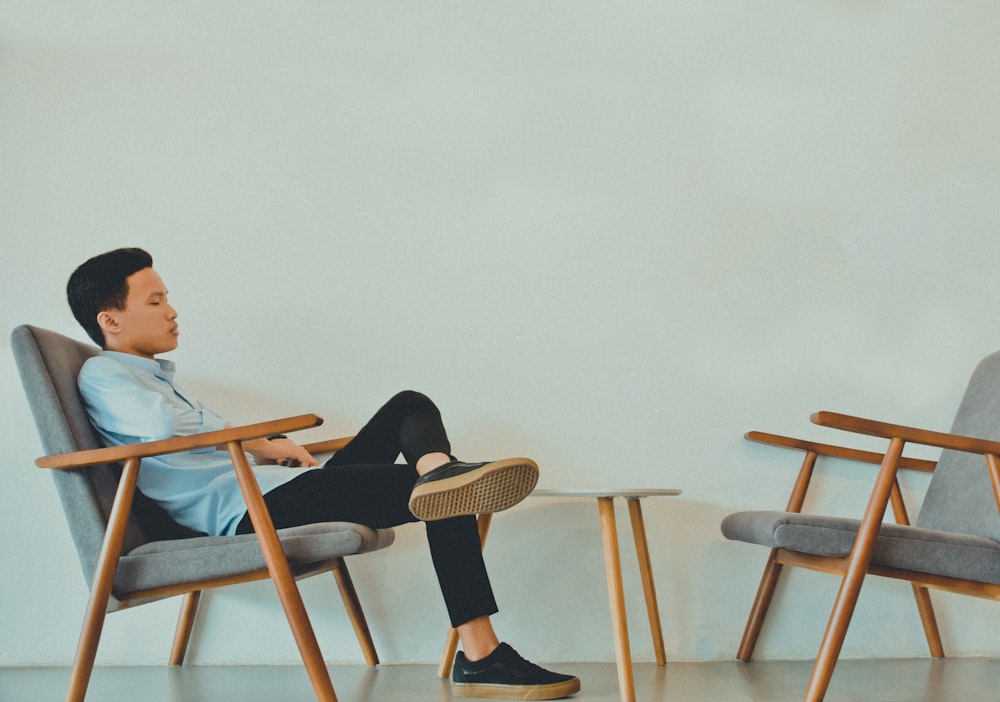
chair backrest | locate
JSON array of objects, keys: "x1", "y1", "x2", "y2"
[
  {"x1": 917, "y1": 349, "x2": 1000, "y2": 542},
  {"x1": 11, "y1": 325, "x2": 201, "y2": 588}
]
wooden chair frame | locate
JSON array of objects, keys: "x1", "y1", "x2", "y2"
[
  {"x1": 737, "y1": 410, "x2": 1000, "y2": 702},
  {"x1": 37, "y1": 414, "x2": 368, "y2": 702}
]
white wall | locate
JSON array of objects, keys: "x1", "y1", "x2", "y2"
[{"x1": 3, "y1": 1, "x2": 1000, "y2": 667}]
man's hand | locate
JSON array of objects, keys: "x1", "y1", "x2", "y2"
[{"x1": 244, "y1": 436, "x2": 318, "y2": 468}]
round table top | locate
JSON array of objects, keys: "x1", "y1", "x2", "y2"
[{"x1": 530, "y1": 488, "x2": 682, "y2": 499}]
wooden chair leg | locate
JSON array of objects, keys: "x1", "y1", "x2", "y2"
[
  {"x1": 169, "y1": 591, "x2": 202, "y2": 666},
  {"x1": 737, "y1": 550, "x2": 783, "y2": 661},
  {"x1": 735, "y1": 449, "x2": 811, "y2": 662},
  {"x1": 887, "y1": 476, "x2": 945, "y2": 660},
  {"x1": 807, "y1": 570, "x2": 865, "y2": 702},
  {"x1": 228, "y1": 443, "x2": 337, "y2": 702},
  {"x1": 66, "y1": 594, "x2": 111, "y2": 702},
  {"x1": 332, "y1": 558, "x2": 379, "y2": 666},
  {"x1": 67, "y1": 458, "x2": 142, "y2": 702},
  {"x1": 911, "y1": 584, "x2": 944, "y2": 659},
  {"x1": 806, "y1": 437, "x2": 906, "y2": 702}
]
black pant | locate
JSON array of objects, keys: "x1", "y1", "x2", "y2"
[{"x1": 235, "y1": 391, "x2": 498, "y2": 628}]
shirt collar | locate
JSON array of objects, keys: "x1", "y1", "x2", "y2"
[{"x1": 100, "y1": 350, "x2": 176, "y2": 381}]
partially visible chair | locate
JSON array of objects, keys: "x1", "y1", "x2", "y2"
[
  {"x1": 11, "y1": 324, "x2": 395, "y2": 702},
  {"x1": 722, "y1": 349, "x2": 1000, "y2": 702}
]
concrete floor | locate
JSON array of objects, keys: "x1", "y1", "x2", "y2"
[{"x1": 2, "y1": 658, "x2": 999, "y2": 702}]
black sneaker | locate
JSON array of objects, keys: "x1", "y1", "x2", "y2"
[
  {"x1": 452, "y1": 642, "x2": 581, "y2": 699},
  {"x1": 408, "y1": 458, "x2": 539, "y2": 521}
]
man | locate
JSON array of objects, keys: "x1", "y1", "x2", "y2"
[{"x1": 67, "y1": 247, "x2": 580, "y2": 700}]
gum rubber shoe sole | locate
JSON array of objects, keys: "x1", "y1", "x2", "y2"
[
  {"x1": 451, "y1": 677, "x2": 582, "y2": 700},
  {"x1": 409, "y1": 458, "x2": 539, "y2": 521}
]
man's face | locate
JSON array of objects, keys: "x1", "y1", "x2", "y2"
[{"x1": 99, "y1": 267, "x2": 179, "y2": 358}]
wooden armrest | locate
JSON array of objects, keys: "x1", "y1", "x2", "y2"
[
  {"x1": 36, "y1": 414, "x2": 324, "y2": 470},
  {"x1": 746, "y1": 430, "x2": 937, "y2": 473},
  {"x1": 301, "y1": 436, "x2": 353, "y2": 454},
  {"x1": 811, "y1": 411, "x2": 1000, "y2": 457}
]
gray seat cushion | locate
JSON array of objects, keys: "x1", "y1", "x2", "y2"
[
  {"x1": 115, "y1": 521, "x2": 395, "y2": 596},
  {"x1": 722, "y1": 510, "x2": 1000, "y2": 585}
]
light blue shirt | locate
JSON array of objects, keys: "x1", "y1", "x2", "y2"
[{"x1": 77, "y1": 351, "x2": 315, "y2": 536}]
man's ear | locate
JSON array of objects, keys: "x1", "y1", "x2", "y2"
[{"x1": 96, "y1": 311, "x2": 120, "y2": 337}]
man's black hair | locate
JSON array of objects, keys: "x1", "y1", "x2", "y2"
[{"x1": 67, "y1": 248, "x2": 154, "y2": 347}]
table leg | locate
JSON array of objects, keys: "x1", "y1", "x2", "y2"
[
  {"x1": 438, "y1": 512, "x2": 495, "y2": 678},
  {"x1": 627, "y1": 497, "x2": 666, "y2": 666},
  {"x1": 598, "y1": 496, "x2": 635, "y2": 702}
]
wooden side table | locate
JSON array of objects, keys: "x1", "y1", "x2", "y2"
[{"x1": 438, "y1": 488, "x2": 682, "y2": 702}]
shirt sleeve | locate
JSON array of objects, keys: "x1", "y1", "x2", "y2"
[{"x1": 78, "y1": 356, "x2": 228, "y2": 445}]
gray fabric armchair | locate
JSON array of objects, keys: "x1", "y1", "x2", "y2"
[
  {"x1": 722, "y1": 350, "x2": 1000, "y2": 701},
  {"x1": 11, "y1": 324, "x2": 394, "y2": 702}
]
